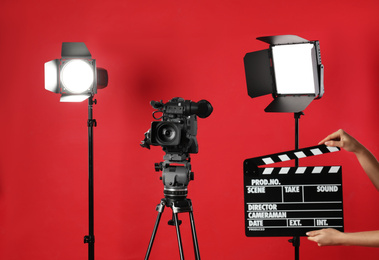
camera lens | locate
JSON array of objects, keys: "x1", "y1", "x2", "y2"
[
  {"x1": 159, "y1": 126, "x2": 176, "y2": 142},
  {"x1": 156, "y1": 122, "x2": 180, "y2": 145}
]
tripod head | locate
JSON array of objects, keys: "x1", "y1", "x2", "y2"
[{"x1": 155, "y1": 153, "x2": 193, "y2": 200}]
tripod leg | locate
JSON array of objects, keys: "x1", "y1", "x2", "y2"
[
  {"x1": 189, "y1": 211, "x2": 201, "y2": 260},
  {"x1": 173, "y1": 212, "x2": 185, "y2": 260},
  {"x1": 145, "y1": 201, "x2": 166, "y2": 260}
]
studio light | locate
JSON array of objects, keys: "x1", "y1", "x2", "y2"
[
  {"x1": 44, "y1": 42, "x2": 108, "y2": 260},
  {"x1": 243, "y1": 35, "x2": 325, "y2": 259},
  {"x1": 44, "y1": 42, "x2": 108, "y2": 102},
  {"x1": 244, "y1": 35, "x2": 324, "y2": 113}
]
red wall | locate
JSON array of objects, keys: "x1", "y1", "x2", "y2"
[{"x1": 0, "y1": 0, "x2": 378, "y2": 259}]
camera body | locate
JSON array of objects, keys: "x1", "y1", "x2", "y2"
[
  {"x1": 150, "y1": 115, "x2": 198, "y2": 154},
  {"x1": 141, "y1": 97, "x2": 213, "y2": 155}
]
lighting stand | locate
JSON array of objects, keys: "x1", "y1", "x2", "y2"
[
  {"x1": 84, "y1": 96, "x2": 97, "y2": 260},
  {"x1": 287, "y1": 111, "x2": 304, "y2": 260}
]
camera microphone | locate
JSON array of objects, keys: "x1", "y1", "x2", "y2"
[{"x1": 150, "y1": 100, "x2": 163, "y2": 109}]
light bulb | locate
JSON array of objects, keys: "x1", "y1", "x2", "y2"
[{"x1": 60, "y1": 59, "x2": 94, "y2": 93}]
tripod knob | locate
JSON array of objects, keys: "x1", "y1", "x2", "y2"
[
  {"x1": 190, "y1": 172, "x2": 194, "y2": 181},
  {"x1": 155, "y1": 162, "x2": 163, "y2": 172}
]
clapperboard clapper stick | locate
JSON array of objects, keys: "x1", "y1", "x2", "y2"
[{"x1": 243, "y1": 144, "x2": 343, "y2": 255}]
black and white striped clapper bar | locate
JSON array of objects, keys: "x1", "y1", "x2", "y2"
[{"x1": 243, "y1": 144, "x2": 344, "y2": 237}]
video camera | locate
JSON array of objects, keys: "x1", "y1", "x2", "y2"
[
  {"x1": 141, "y1": 97, "x2": 213, "y2": 155},
  {"x1": 142, "y1": 98, "x2": 212, "y2": 259}
]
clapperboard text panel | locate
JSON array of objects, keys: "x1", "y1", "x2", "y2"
[{"x1": 243, "y1": 145, "x2": 344, "y2": 237}]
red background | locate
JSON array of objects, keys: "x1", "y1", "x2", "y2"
[{"x1": 0, "y1": 0, "x2": 378, "y2": 259}]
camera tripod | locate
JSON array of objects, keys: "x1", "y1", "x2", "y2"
[{"x1": 144, "y1": 155, "x2": 201, "y2": 260}]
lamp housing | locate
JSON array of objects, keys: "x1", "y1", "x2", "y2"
[
  {"x1": 244, "y1": 35, "x2": 324, "y2": 113},
  {"x1": 44, "y1": 42, "x2": 108, "y2": 102}
]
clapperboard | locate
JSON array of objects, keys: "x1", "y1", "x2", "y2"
[{"x1": 243, "y1": 144, "x2": 344, "y2": 237}]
